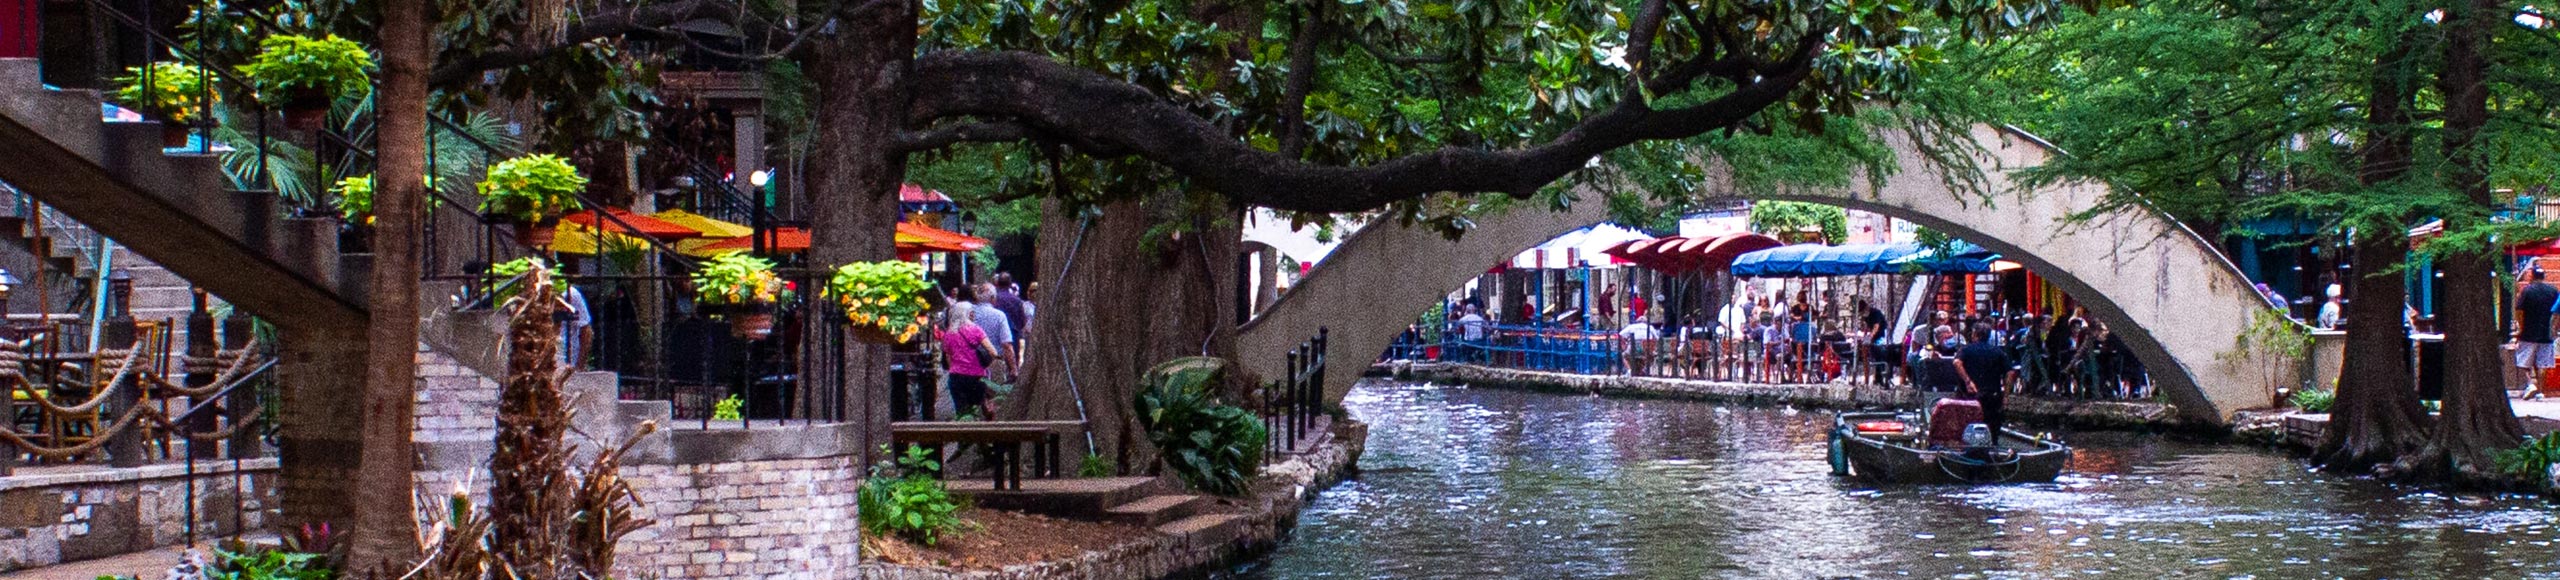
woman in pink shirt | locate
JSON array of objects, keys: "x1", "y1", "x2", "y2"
[{"x1": 939, "y1": 295, "x2": 1003, "y2": 419}]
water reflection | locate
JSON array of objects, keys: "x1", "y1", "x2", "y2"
[{"x1": 1236, "y1": 380, "x2": 2560, "y2": 579}]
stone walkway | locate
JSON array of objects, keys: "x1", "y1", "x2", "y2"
[{"x1": 0, "y1": 544, "x2": 188, "y2": 580}]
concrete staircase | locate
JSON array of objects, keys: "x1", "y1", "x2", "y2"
[{"x1": 0, "y1": 58, "x2": 364, "y2": 330}]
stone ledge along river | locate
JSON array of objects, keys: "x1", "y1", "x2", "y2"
[{"x1": 1234, "y1": 380, "x2": 2559, "y2": 579}]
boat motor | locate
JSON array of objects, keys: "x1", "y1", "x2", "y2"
[{"x1": 1962, "y1": 423, "x2": 1993, "y2": 447}]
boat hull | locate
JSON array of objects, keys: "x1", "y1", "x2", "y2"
[{"x1": 1829, "y1": 412, "x2": 2070, "y2": 485}]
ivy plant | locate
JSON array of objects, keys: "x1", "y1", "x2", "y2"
[
  {"x1": 236, "y1": 34, "x2": 373, "y2": 105},
  {"x1": 474, "y1": 153, "x2": 587, "y2": 223},
  {"x1": 111, "y1": 62, "x2": 218, "y2": 125}
]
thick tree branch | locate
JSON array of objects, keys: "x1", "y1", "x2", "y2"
[
  {"x1": 1275, "y1": 9, "x2": 1326, "y2": 158},
  {"x1": 906, "y1": 50, "x2": 1812, "y2": 213},
  {"x1": 429, "y1": 0, "x2": 893, "y2": 86},
  {"x1": 895, "y1": 121, "x2": 1034, "y2": 152}
]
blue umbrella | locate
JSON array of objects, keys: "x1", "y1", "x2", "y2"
[
  {"x1": 1732, "y1": 243, "x2": 1925, "y2": 277},
  {"x1": 1895, "y1": 242, "x2": 2002, "y2": 274}
]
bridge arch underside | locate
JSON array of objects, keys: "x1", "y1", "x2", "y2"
[{"x1": 1237, "y1": 125, "x2": 2291, "y2": 425}]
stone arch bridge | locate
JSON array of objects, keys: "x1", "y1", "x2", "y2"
[{"x1": 1237, "y1": 125, "x2": 2296, "y2": 425}]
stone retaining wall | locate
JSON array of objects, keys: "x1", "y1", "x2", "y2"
[
  {"x1": 1398, "y1": 363, "x2": 2192, "y2": 431},
  {"x1": 857, "y1": 420, "x2": 1369, "y2": 580},
  {"x1": 615, "y1": 454, "x2": 863, "y2": 579},
  {"x1": 0, "y1": 459, "x2": 278, "y2": 572}
]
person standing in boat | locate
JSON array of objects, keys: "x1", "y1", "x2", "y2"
[{"x1": 1955, "y1": 324, "x2": 2017, "y2": 441}]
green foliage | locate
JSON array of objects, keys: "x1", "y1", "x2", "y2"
[
  {"x1": 237, "y1": 34, "x2": 373, "y2": 105},
  {"x1": 859, "y1": 445, "x2": 969, "y2": 546},
  {"x1": 691, "y1": 254, "x2": 788, "y2": 306},
  {"x1": 1077, "y1": 453, "x2": 1113, "y2": 478},
  {"x1": 112, "y1": 62, "x2": 218, "y2": 124},
  {"x1": 1134, "y1": 357, "x2": 1267, "y2": 497},
  {"x1": 330, "y1": 175, "x2": 370, "y2": 222},
  {"x1": 2288, "y1": 388, "x2": 2335, "y2": 413},
  {"x1": 1417, "y1": 303, "x2": 1446, "y2": 344},
  {"x1": 207, "y1": 546, "x2": 333, "y2": 580},
  {"x1": 1748, "y1": 201, "x2": 1849, "y2": 244},
  {"x1": 712, "y1": 395, "x2": 744, "y2": 421},
  {"x1": 2492, "y1": 432, "x2": 2560, "y2": 482},
  {"x1": 475, "y1": 153, "x2": 587, "y2": 222},
  {"x1": 487, "y1": 257, "x2": 563, "y2": 305},
  {"x1": 828, "y1": 260, "x2": 934, "y2": 343}
]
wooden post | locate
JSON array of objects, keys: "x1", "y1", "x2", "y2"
[
  {"x1": 185, "y1": 290, "x2": 217, "y2": 459},
  {"x1": 103, "y1": 316, "x2": 142, "y2": 467}
]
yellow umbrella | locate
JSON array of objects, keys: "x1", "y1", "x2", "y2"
[
  {"x1": 550, "y1": 220, "x2": 651, "y2": 256},
  {"x1": 651, "y1": 209, "x2": 755, "y2": 238}
]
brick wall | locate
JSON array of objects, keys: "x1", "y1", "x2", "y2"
[
  {"x1": 0, "y1": 460, "x2": 278, "y2": 572},
  {"x1": 612, "y1": 455, "x2": 864, "y2": 579},
  {"x1": 414, "y1": 348, "x2": 498, "y2": 445}
]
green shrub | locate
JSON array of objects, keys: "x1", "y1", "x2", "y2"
[
  {"x1": 475, "y1": 153, "x2": 587, "y2": 222},
  {"x1": 2288, "y1": 388, "x2": 2334, "y2": 413},
  {"x1": 237, "y1": 34, "x2": 373, "y2": 104},
  {"x1": 1134, "y1": 357, "x2": 1267, "y2": 496},
  {"x1": 207, "y1": 546, "x2": 333, "y2": 580},
  {"x1": 1078, "y1": 453, "x2": 1113, "y2": 478},
  {"x1": 712, "y1": 394, "x2": 744, "y2": 420},
  {"x1": 2493, "y1": 432, "x2": 2560, "y2": 481},
  {"x1": 858, "y1": 445, "x2": 969, "y2": 546},
  {"x1": 112, "y1": 62, "x2": 217, "y2": 124}
]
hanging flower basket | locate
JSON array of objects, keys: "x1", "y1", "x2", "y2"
[
  {"x1": 160, "y1": 125, "x2": 190, "y2": 148},
  {"x1": 476, "y1": 154, "x2": 587, "y2": 248},
  {"x1": 282, "y1": 91, "x2": 332, "y2": 131},
  {"x1": 237, "y1": 34, "x2": 371, "y2": 132},
  {"x1": 111, "y1": 62, "x2": 216, "y2": 148},
  {"x1": 826, "y1": 260, "x2": 931, "y2": 345},
  {"x1": 692, "y1": 254, "x2": 791, "y2": 341}
]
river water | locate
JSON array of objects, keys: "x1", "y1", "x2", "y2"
[{"x1": 1235, "y1": 380, "x2": 2559, "y2": 579}]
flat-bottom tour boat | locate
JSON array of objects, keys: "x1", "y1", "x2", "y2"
[{"x1": 1827, "y1": 400, "x2": 2071, "y2": 485}]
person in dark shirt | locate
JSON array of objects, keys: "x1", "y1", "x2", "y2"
[
  {"x1": 1955, "y1": 324, "x2": 2016, "y2": 442},
  {"x1": 989, "y1": 272, "x2": 1031, "y2": 348},
  {"x1": 2516, "y1": 268, "x2": 2560, "y2": 396}
]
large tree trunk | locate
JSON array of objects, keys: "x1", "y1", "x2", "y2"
[
  {"x1": 1015, "y1": 197, "x2": 1240, "y2": 474},
  {"x1": 804, "y1": 0, "x2": 912, "y2": 465},
  {"x1": 2317, "y1": 25, "x2": 2429, "y2": 474},
  {"x1": 2418, "y1": 0, "x2": 2525, "y2": 483},
  {"x1": 348, "y1": 0, "x2": 427, "y2": 569}
]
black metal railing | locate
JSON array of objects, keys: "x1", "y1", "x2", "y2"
[{"x1": 1268, "y1": 327, "x2": 1325, "y2": 459}]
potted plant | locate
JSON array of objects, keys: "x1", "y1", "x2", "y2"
[
  {"x1": 825, "y1": 260, "x2": 931, "y2": 345},
  {"x1": 475, "y1": 153, "x2": 587, "y2": 247},
  {"x1": 111, "y1": 62, "x2": 218, "y2": 147},
  {"x1": 237, "y1": 34, "x2": 374, "y2": 130},
  {"x1": 335, "y1": 174, "x2": 444, "y2": 225},
  {"x1": 692, "y1": 253, "x2": 790, "y2": 339}
]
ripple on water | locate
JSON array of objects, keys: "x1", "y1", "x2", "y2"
[{"x1": 1236, "y1": 380, "x2": 2560, "y2": 579}]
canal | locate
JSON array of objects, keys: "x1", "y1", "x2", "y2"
[{"x1": 1236, "y1": 380, "x2": 2560, "y2": 579}]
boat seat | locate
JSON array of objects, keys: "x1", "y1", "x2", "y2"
[{"x1": 1927, "y1": 398, "x2": 1982, "y2": 448}]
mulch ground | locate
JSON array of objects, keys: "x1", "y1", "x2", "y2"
[{"x1": 863, "y1": 508, "x2": 1156, "y2": 570}]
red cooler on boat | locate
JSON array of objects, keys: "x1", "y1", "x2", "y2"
[{"x1": 1927, "y1": 398, "x2": 1983, "y2": 448}]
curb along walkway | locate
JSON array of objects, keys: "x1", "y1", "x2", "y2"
[{"x1": 1393, "y1": 362, "x2": 2191, "y2": 431}]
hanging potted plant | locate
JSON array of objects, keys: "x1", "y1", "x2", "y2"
[
  {"x1": 825, "y1": 260, "x2": 931, "y2": 345},
  {"x1": 335, "y1": 174, "x2": 444, "y2": 225},
  {"x1": 475, "y1": 153, "x2": 587, "y2": 247},
  {"x1": 237, "y1": 34, "x2": 374, "y2": 131},
  {"x1": 693, "y1": 253, "x2": 790, "y2": 340},
  {"x1": 111, "y1": 61, "x2": 217, "y2": 147}
]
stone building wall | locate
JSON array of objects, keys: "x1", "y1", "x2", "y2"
[{"x1": 0, "y1": 459, "x2": 278, "y2": 572}]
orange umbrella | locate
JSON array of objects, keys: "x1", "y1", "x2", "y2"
[
  {"x1": 559, "y1": 208, "x2": 701, "y2": 239},
  {"x1": 895, "y1": 221, "x2": 989, "y2": 253},
  {"x1": 689, "y1": 227, "x2": 813, "y2": 254}
]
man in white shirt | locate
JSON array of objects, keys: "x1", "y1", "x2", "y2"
[
  {"x1": 1454, "y1": 303, "x2": 1489, "y2": 362},
  {"x1": 1620, "y1": 318, "x2": 1659, "y2": 375}
]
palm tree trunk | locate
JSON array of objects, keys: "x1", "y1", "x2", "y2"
[{"x1": 348, "y1": 0, "x2": 427, "y2": 569}]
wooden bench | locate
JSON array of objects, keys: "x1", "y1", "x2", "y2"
[{"x1": 890, "y1": 420, "x2": 1084, "y2": 490}]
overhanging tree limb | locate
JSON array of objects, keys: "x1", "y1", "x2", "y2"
[{"x1": 905, "y1": 49, "x2": 1811, "y2": 213}]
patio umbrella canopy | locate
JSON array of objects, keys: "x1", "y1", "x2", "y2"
[
  {"x1": 688, "y1": 227, "x2": 813, "y2": 255},
  {"x1": 1894, "y1": 242, "x2": 2003, "y2": 273},
  {"x1": 548, "y1": 220, "x2": 652, "y2": 255},
  {"x1": 559, "y1": 208, "x2": 701, "y2": 239},
  {"x1": 1730, "y1": 242, "x2": 1924, "y2": 278}
]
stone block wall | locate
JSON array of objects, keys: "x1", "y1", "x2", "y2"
[
  {"x1": 612, "y1": 454, "x2": 864, "y2": 579},
  {"x1": 0, "y1": 459, "x2": 278, "y2": 572},
  {"x1": 415, "y1": 348, "x2": 499, "y2": 445}
]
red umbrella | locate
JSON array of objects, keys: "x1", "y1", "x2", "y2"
[{"x1": 558, "y1": 208, "x2": 701, "y2": 239}]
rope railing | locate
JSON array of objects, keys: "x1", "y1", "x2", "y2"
[{"x1": 0, "y1": 327, "x2": 274, "y2": 465}]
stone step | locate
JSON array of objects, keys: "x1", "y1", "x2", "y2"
[
  {"x1": 1154, "y1": 513, "x2": 1245, "y2": 549},
  {"x1": 946, "y1": 476, "x2": 1176, "y2": 520},
  {"x1": 1101, "y1": 494, "x2": 1207, "y2": 527}
]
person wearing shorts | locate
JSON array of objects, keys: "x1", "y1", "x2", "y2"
[{"x1": 2514, "y1": 268, "x2": 2559, "y2": 398}]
